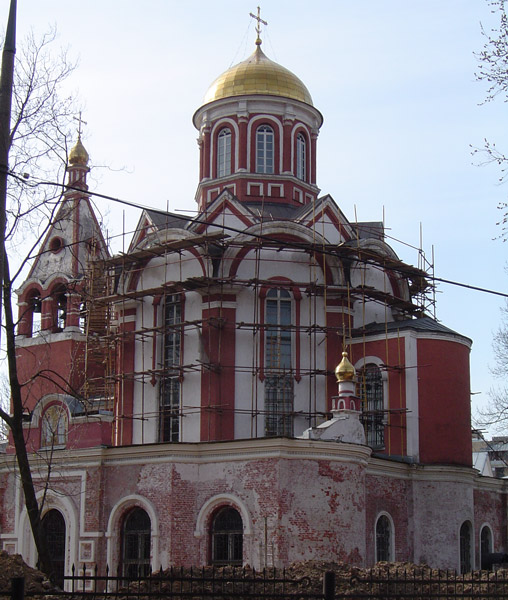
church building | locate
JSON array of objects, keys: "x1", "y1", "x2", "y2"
[{"x1": 0, "y1": 20, "x2": 506, "y2": 584}]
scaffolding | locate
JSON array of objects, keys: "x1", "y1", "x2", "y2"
[{"x1": 80, "y1": 214, "x2": 435, "y2": 451}]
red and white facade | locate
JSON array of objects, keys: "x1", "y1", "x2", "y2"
[{"x1": 0, "y1": 40, "x2": 506, "y2": 581}]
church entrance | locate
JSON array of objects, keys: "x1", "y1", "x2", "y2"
[{"x1": 41, "y1": 509, "x2": 66, "y2": 588}]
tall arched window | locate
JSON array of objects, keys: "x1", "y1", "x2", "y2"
[
  {"x1": 296, "y1": 133, "x2": 306, "y2": 181},
  {"x1": 159, "y1": 294, "x2": 182, "y2": 442},
  {"x1": 375, "y1": 514, "x2": 393, "y2": 562},
  {"x1": 480, "y1": 525, "x2": 493, "y2": 570},
  {"x1": 256, "y1": 125, "x2": 274, "y2": 174},
  {"x1": 460, "y1": 521, "x2": 473, "y2": 573},
  {"x1": 217, "y1": 128, "x2": 232, "y2": 177},
  {"x1": 122, "y1": 508, "x2": 151, "y2": 579},
  {"x1": 41, "y1": 510, "x2": 66, "y2": 588},
  {"x1": 357, "y1": 364, "x2": 384, "y2": 449},
  {"x1": 265, "y1": 288, "x2": 293, "y2": 436},
  {"x1": 211, "y1": 507, "x2": 243, "y2": 565}
]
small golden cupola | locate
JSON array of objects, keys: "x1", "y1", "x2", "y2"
[
  {"x1": 335, "y1": 351, "x2": 356, "y2": 383},
  {"x1": 68, "y1": 135, "x2": 89, "y2": 167}
]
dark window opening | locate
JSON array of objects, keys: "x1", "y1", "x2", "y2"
[
  {"x1": 358, "y1": 364, "x2": 384, "y2": 449},
  {"x1": 122, "y1": 508, "x2": 151, "y2": 579},
  {"x1": 211, "y1": 507, "x2": 243, "y2": 566},
  {"x1": 41, "y1": 509, "x2": 66, "y2": 588},
  {"x1": 30, "y1": 292, "x2": 42, "y2": 336},
  {"x1": 460, "y1": 521, "x2": 472, "y2": 573},
  {"x1": 376, "y1": 515, "x2": 392, "y2": 562}
]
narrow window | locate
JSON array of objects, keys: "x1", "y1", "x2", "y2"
[
  {"x1": 122, "y1": 508, "x2": 151, "y2": 579},
  {"x1": 375, "y1": 515, "x2": 393, "y2": 562},
  {"x1": 265, "y1": 288, "x2": 293, "y2": 436},
  {"x1": 41, "y1": 405, "x2": 68, "y2": 448},
  {"x1": 211, "y1": 507, "x2": 243, "y2": 565},
  {"x1": 460, "y1": 521, "x2": 473, "y2": 573},
  {"x1": 256, "y1": 125, "x2": 274, "y2": 174},
  {"x1": 357, "y1": 364, "x2": 384, "y2": 449},
  {"x1": 159, "y1": 295, "x2": 182, "y2": 442},
  {"x1": 41, "y1": 510, "x2": 66, "y2": 588},
  {"x1": 296, "y1": 133, "x2": 306, "y2": 181},
  {"x1": 480, "y1": 526, "x2": 493, "y2": 570},
  {"x1": 30, "y1": 292, "x2": 42, "y2": 336},
  {"x1": 217, "y1": 128, "x2": 232, "y2": 177},
  {"x1": 54, "y1": 289, "x2": 67, "y2": 331}
]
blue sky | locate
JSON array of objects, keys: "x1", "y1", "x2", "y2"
[{"x1": 12, "y1": 0, "x2": 508, "y2": 432}]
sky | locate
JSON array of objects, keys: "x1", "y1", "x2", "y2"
[{"x1": 9, "y1": 0, "x2": 508, "y2": 433}]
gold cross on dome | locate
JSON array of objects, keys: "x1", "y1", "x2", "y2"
[
  {"x1": 73, "y1": 111, "x2": 88, "y2": 139},
  {"x1": 250, "y1": 6, "x2": 267, "y2": 45}
]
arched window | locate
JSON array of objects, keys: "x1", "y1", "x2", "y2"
[
  {"x1": 211, "y1": 507, "x2": 243, "y2": 565},
  {"x1": 357, "y1": 364, "x2": 384, "y2": 449},
  {"x1": 217, "y1": 128, "x2": 232, "y2": 177},
  {"x1": 41, "y1": 404, "x2": 68, "y2": 448},
  {"x1": 52, "y1": 287, "x2": 67, "y2": 332},
  {"x1": 41, "y1": 509, "x2": 66, "y2": 588},
  {"x1": 265, "y1": 288, "x2": 293, "y2": 436},
  {"x1": 256, "y1": 125, "x2": 274, "y2": 174},
  {"x1": 296, "y1": 133, "x2": 306, "y2": 181},
  {"x1": 160, "y1": 294, "x2": 182, "y2": 442},
  {"x1": 460, "y1": 521, "x2": 473, "y2": 573},
  {"x1": 29, "y1": 291, "x2": 42, "y2": 336},
  {"x1": 122, "y1": 508, "x2": 151, "y2": 579},
  {"x1": 375, "y1": 514, "x2": 393, "y2": 562},
  {"x1": 480, "y1": 525, "x2": 493, "y2": 570}
]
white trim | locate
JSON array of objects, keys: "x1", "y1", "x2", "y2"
[
  {"x1": 267, "y1": 183, "x2": 284, "y2": 197},
  {"x1": 194, "y1": 493, "x2": 252, "y2": 537},
  {"x1": 210, "y1": 118, "x2": 240, "y2": 176},
  {"x1": 247, "y1": 182, "x2": 264, "y2": 196},
  {"x1": 106, "y1": 494, "x2": 160, "y2": 573},
  {"x1": 247, "y1": 116, "x2": 284, "y2": 173},
  {"x1": 375, "y1": 511, "x2": 395, "y2": 562}
]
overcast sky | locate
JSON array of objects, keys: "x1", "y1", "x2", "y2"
[{"x1": 11, "y1": 0, "x2": 508, "y2": 433}]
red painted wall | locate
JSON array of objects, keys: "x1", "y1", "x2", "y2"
[{"x1": 417, "y1": 338, "x2": 472, "y2": 466}]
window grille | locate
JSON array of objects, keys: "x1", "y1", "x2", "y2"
[
  {"x1": 265, "y1": 288, "x2": 293, "y2": 436},
  {"x1": 122, "y1": 508, "x2": 151, "y2": 579},
  {"x1": 357, "y1": 364, "x2": 384, "y2": 449},
  {"x1": 211, "y1": 507, "x2": 243, "y2": 565},
  {"x1": 159, "y1": 295, "x2": 182, "y2": 442},
  {"x1": 376, "y1": 515, "x2": 392, "y2": 562}
]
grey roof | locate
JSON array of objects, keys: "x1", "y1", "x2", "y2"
[
  {"x1": 353, "y1": 316, "x2": 471, "y2": 342},
  {"x1": 145, "y1": 209, "x2": 191, "y2": 230},
  {"x1": 244, "y1": 201, "x2": 301, "y2": 221},
  {"x1": 351, "y1": 221, "x2": 384, "y2": 240}
]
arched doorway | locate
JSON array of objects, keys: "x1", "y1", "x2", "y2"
[
  {"x1": 41, "y1": 509, "x2": 66, "y2": 588},
  {"x1": 211, "y1": 506, "x2": 243, "y2": 565},
  {"x1": 121, "y1": 508, "x2": 151, "y2": 579}
]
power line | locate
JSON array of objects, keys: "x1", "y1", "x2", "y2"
[{"x1": 9, "y1": 170, "x2": 508, "y2": 300}]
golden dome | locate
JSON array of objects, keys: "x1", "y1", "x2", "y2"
[
  {"x1": 335, "y1": 352, "x2": 356, "y2": 383},
  {"x1": 203, "y1": 45, "x2": 313, "y2": 106},
  {"x1": 68, "y1": 136, "x2": 89, "y2": 166}
]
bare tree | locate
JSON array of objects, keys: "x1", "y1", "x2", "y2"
[
  {"x1": 0, "y1": 25, "x2": 79, "y2": 582},
  {"x1": 475, "y1": 0, "x2": 508, "y2": 236}
]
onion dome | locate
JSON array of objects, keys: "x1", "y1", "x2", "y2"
[
  {"x1": 68, "y1": 136, "x2": 89, "y2": 166},
  {"x1": 335, "y1": 352, "x2": 356, "y2": 383},
  {"x1": 203, "y1": 44, "x2": 313, "y2": 106}
]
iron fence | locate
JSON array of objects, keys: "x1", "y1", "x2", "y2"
[{"x1": 3, "y1": 565, "x2": 508, "y2": 600}]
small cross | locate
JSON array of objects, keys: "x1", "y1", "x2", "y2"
[
  {"x1": 249, "y1": 6, "x2": 267, "y2": 45},
  {"x1": 73, "y1": 111, "x2": 87, "y2": 139}
]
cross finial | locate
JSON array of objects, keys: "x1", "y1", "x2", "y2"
[
  {"x1": 73, "y1": 111, "x2": 87, "y2": 139},
  {"x1": 249, "y1": 6, "x2": 267, "y2": 46}
]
